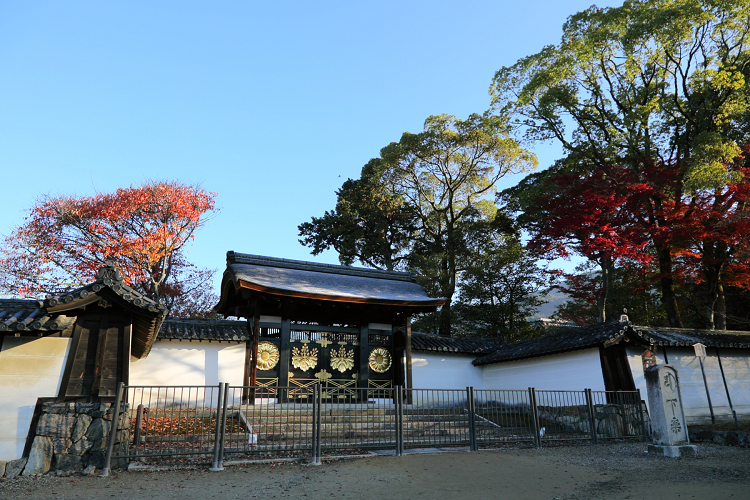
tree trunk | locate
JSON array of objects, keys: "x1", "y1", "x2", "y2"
[
  {"x1": 597, "y1": 260, "x2": 612, "y2": 323},
  {"x1": 657, "y1": 246, "x2": 683, "y2": 328},
  {"x1": 703, "y1": 240, "x2": 728, "y2": 331},
  {"x1": 715, "y1": 281, "x2": 727, "y2": 330},
  {"x1": 438, "y1": 300, "x2": 452, "y2": 336}
]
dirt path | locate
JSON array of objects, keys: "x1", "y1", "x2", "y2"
[{"x1": 2, "y1": 443, "x2": 749, "y2": 500}]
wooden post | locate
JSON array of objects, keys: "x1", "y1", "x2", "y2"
[
  {"x1": 358, "y1": 325, "x2": 369, "y2": 393},
  {"x1": 405, "y1": 317, "x2": 413, "y2": 404},
  {"x1": 249, "y1": 309, "x2": 260, "y2": 404},
  {"x1": 405, "y1": 317, "x2": 413, "y2": 391},
  {"x1": 278, "y1": 318, "x2": 291, "y2": 403}
]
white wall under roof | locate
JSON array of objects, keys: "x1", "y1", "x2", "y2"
[
  {"x1": 626, "y1": 345, "x2": 750, "y2": 424},
  {"x1": 130, "y1": 339, "x2": 245, "y2": 386},
  {"x1": 481, "y1": 348, "x2": 606, "y2": 392},
  {"x1": 411, "y1": 352, "x2": 484, "y2": 389},
  {"x1": 0, "y1": 336, "x2": 70, "y2": 461}
]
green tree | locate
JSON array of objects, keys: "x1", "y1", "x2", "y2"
[
  {"x1": 452, "y1": 239, "x2": 551, "y2": 342},
  {"x1": 491, "y1": 0, "x2": 750, "y2": 327},
  {"x1": 298, "y1": 167, "x2": 415, "y2": 271},
  {"x1": 552, "y1": 261, "x2": 667, "y2": 327},
  {"x1": 300, "y1": 113, "x2": 536, "y2": 335}
]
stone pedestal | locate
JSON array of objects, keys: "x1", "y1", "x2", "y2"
[
  {"x1": 647, "y1": 444, "x2": 697, "y2": 458},
  {"x1": 645, "y1": 364, "x2": 697, "y2": 458}
]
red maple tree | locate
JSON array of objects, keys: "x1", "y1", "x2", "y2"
[
  {"x1": 0, "y1": 181, "x2": 218, "y2": 316},
  {"x1": 519, "y1": 148, "x2": 750, "y2": 328}
]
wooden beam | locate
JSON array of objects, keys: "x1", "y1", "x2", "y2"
[
  {"x1": 249, "y1": 307, "x2": 261, "y2": 404},
  {"x1": 278, "y1": 318, "x2": 291, "y2": 402},
  {"x1": 405, "y1": 316, "x2": 413, "y2": 392},
  {"x1": 358, "y1": 325, "x2": 369, "y2": 390}
]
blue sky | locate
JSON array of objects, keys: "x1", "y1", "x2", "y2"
[{"x1": 0, "y1": 1, "x2": 615, "y2": 292}]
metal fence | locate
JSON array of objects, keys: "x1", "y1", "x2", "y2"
[{"x1": 102, "y1": 384, "x2": 648, "y2": 475}]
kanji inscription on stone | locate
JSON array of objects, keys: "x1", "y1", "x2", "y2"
[{"x1": 645, "y1": 364, "x2": 690, "y2": 446}]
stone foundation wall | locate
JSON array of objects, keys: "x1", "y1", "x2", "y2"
[{"x1": 0, "y1": 401, "x2": 129, "y2": 478}]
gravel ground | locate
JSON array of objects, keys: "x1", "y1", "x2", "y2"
[{"x1": 1, "y1": 442, "x2": 749, "y2": 500}]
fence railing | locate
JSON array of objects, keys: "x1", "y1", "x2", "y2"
[{"x1": 101, "y1": 384, "x2": 647, "y2": 475}]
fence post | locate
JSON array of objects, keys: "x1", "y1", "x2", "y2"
[
  {"x1": 467, "y1": 387, "x2": 477, "y2": 452},
  {"x1": 132, "y1": 404, "x2": 145, "y2": 451},
  {"x1": 395, "y1": 386, "x2": 404, "y2": 456},
  {"x1": 101, "y1": 381, "x2": 124, "y2": 477},
  {"x1": 210, "y1": 383, "x2": 225, "y2": 471},
  {"x1": 636, "y1": 389, "x2": 649, "y2": 441},
  {"x1": 218, "y1": 383, "x2": 230, "y2": 466},
  {"x1": 616, "y1": 391, "x2": 628, "y2": 437},
  {"x1": 528, "y1": 387, "x2": 541, "y2": 449},
  {"x1": 585, "y1": 389, "x2": 598, "y2": 445},
  {"x1": 311, "y1": 384, "x2": 322, "y2": 465}
]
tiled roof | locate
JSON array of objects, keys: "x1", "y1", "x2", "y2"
[
  {"x1": 472, "y1": 320, "x2": 628, "y2": 366},
  {"x1": 0, "y1": 299, "x2": 76, "y2": 333},
  {"x1": 472, "y1": 319, "x2": 750, "y2": 366},
  {"x1": 411, "y1": 332, "x2": 504, "y2": 354},
  {"x1": 631, "y1": 326, "x2": 750, "y2": 349},
  {"x1": 159, "y1": 318, "x2": 249, "y2": 341},
  {"x1": 223, "y1": 252, "x2": 446, "y2": 306},
  {"x1": 0, "y1": 262, "x2": 167, "y2": 359},
  {"x1": 42, "y1": 264, "x2": 165, "y2": 315}
]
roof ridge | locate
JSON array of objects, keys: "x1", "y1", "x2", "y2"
[{"x1": 226, "y1": 251, "x2": 416, "y2": 282}]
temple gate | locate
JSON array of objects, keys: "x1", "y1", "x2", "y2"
[{"x1": 215, "y1": 252, "x2": 445, "y2": 401}]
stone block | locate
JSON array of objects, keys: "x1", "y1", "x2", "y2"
[
  {"x1": 85, "y1": 418, "x2": 110, "y2": 442},
  {"x1": 23, "y1": 436, "x2": 53, "y2": 475},
  {"x1": 69, "y1": 438, "x2": 92, "y2": 456},
  {"x1": 71, "y1": 414, "x2": 93, "y2": 442},
  {"x1": 0, "y1": 460, "x2": 6, "y2": 477},
  {"x1": 87, "y1": 451, "x2": 106, "y2": 469},
  {"x1": 36, "y1": 413, "x2": 77, "y2": 438},
  {"x1": 75, "y1": 402, "x2": 100, "y2": 414},
  {"x1": 82, "y1": 464, "x2": 96, "y2": 476},
  {"x1": 648, "y1": 444, "x2": 698, "y2": 458},
  {"x1": 53, "y1": 438, "x2": 73, "y2": 455},
  {"x1": 738, "y1": 431, "x2": 748, "y2": 446},
  {"x1": 726, "y1": 431, "x2": 739, "y2": 446},
  {"x1": 5, "y1": 457, "x2": 27, "y2": 479},
  {"x1": 42, "y1": 402, "x2": 75, "y2": 414},
  {"x1": 88, "y1": 438, "x2": 108, "y2": 453},
  {"x1": 53, "y1": 454, "x2": 83, "y2": 471},
  {"x1": 696, "y1": 430, "x2": 713, "y2": 440}
]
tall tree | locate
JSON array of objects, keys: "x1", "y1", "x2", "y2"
[
  {"x1": 491, "y1": 0, "x2": 750, "y2": 326},
  {"x1": 301, "y1": 113, "x2": 536, "y2": 335},
  {"x1": 502, "y1": 161, "x2": 653, "y2": 323},
  {"x1": 0, "y1": 181, "x2": 218, "y2": 316},
  {"x1": 298, "y1": 166, "x2": 415, "y2": 271},
  {"x1": 552, "y1": 261, "x2": 668, "y2": 327},
  {"x1": 453, "y1": 239, "x2": 551, "y2": 342}
]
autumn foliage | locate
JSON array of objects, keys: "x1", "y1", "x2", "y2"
[
  {"x1": 512, "y1": 147, "x2": 750, "y2": 328},
  {"x1": 0, "y1": 181, "x2": 218, "y2": 316}
]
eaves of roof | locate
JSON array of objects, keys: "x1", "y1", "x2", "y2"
[
  {"x1": 0, "y1": 299, "x2": 76, "y2": 333},
  {"x1": 472, "y1": 320, "x2": 750, "y2": 367},
  {"x1": 221, "y1": 252, "x2": 446, "y2": 308},
  {"x1": 630, "y1": 326, "x2": 750, "y2": 349},
  {"x1": 472, "y1": 320, "x2": 631, "y2": 366},
  {"x1": 159, "y1": 318, "x2": 249, "y2": 342},
  {"x1": 411, "y1": 332, "x2": 504, "y2": 355}
]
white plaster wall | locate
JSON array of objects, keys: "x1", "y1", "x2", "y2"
[
  {"x1": 481, "y1": 348, "x2": 606, "y2": 392},
  {"x1": 627, "y1": 346, "x2": 750, "y2": 424},
  {"x1": 129, "y1": 340, "x2": 246, "y2": 407},
  {"x1": 410, "y1": 352, "x2": 483, "y2": 390},
  {"x1": 0, "y1": 336, "x2": 70, "y2": 461}
]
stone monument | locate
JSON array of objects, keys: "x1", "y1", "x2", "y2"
[{"x1": 644, "y1": 364, "x2": 697, "y2": 458}]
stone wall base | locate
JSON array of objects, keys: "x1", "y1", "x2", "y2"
[
  {"x1": 647, "y1": 444, "x2": 698, "y2": 458},
  {"x1": 1, "y1": 401, "x2": 129, "y2": 478}
]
